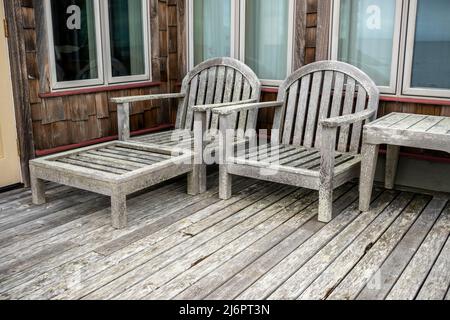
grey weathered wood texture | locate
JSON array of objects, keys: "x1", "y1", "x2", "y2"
[
  {"x1": 213, "y1": 61, "x2": 380, "y2": 222},
  {"x1": 29, "y1": 142, "x2": 194, "y2": 229},
  {"x1": 0, "y1": 175, "x2": 448, "y2": 300},
  {"x1": 359, "y1": 113, "x2": 450, "y2": 211}
]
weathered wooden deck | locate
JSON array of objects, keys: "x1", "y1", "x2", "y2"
[{"x1": 0, "y1": 173, "x2": 448, "y2": 300}]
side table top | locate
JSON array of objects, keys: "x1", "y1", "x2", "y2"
[{"x1": 366, "y1": 112, "x2": 450, "y2": 135}]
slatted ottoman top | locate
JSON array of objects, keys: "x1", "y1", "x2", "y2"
[
  {"x1": 30, "y1": 141, "x2": 193, "y2": 186},
  {"x1": 29, "y1": 141, "x2": 195, "y2": 228}
]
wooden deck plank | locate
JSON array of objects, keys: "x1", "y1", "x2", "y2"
[
  {"x1": 86, "y1": 186, "x2": 298, "y2": 300},
  {"x1": 0, "y1": 173, "x2": 447, "y2": 300},
  {"x1": 147, "y1": 189, "x2": 319, "y2": 300},
  {"x1": 265, "y1": 191, "x2": 411, "y2": 300},
  {"x1": 206, "y1": 187, "x2": 365, "y2": 300},
  {"x1": 237, "y1": 190, "x2": 396, "y2": 300},
  {"x1": 0, "y1": 176, "x2": 211, "y2": 291},
  {"x1": 2, "y1": 180, "x2": 257, "y2": 300},
  {"x1": 49, "y1": 182, "x2": 280, "y2": 300},
  {"x1": 177, "y1": 185, "x2": 357, "y2": 300},
  {"x1": 327, "y1": 196, "x2": 438, "y2": 300},
  {"x1": 386, "y1": 205, "x2": 450, "y2": 300},
  {"x1": 298, "y1": 194, "x2": 428, "y2": 300},
  {"x1": 416, "y1": 235, "x2": 450, "y2": 300},
  {"x1": 0, "y1": 179, "x2": 185, "y2": 263},
  {"x1": 357, "y1": 198, "x2": 446, "y2": 300}
]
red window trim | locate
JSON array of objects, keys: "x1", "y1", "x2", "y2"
[{"x1": 39, "y1": 81, "x2": 162, "y2": 98}]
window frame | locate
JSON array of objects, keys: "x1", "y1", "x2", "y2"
[
  {"x1": 402, "y1": 0, "x2": 450, "y2": 99},
  {"x1": 330, "y1": 0, "x2": 403, "y2": 95},
  {"x1": 187, "y1": 0, "x2": 295, "y2": 87},
  {"x1": 102, "y1": 0, "x2": 151, "y2": 85},
  {"x1": 45, "y1": 0, "x2": 151, "y2": 91}
]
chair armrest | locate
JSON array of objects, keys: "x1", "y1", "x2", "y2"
[
  {"x1": 191, "y1": 99, "x2": 257, "y2": 112},
  {"x1": 110, "y1": 93, "x2": 186, "y2": 104},
  {"x1": 320, "y1": 109, "x2": 376, "y2": 128},
  {"x1": 211, "y1": 101, "x2": 285, "y2": 116}
]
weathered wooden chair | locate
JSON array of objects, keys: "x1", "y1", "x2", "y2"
[
  {"x1": 213, "y1": 61, "x2": 380, "y2": 222},
  {"x1": 111, "y1": 57, "x2": 261, "y2": 194}
]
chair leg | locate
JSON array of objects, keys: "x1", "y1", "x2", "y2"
[
  {"x1": 385, "y1": 145, "x2": 400, "y2": 190},
  {"x1": 187, "y1": 167, "x2": 199, "y2": 196},
  {"x1": 318, "y1": 185, "x2": 333, "y2": 223},
  {"x1": 187, "y1": 163, "x2": 206, "y2": 195},
  {"x1": 111, "y1": 193, "x2": 127, "y2": 229},
  {"x1": 31, "y1": 174, "x2": 46, "y2": 205},
  {"x1": 219, "y1": 165, "x2": 232, "y2": 200}
]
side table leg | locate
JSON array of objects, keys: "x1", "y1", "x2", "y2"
[
  {"x1": 385, "y1": 145, "x2": 400, "y2": 190},
  {"x1": 359, "y1": 143, "x2": 379, "y2": 212}
]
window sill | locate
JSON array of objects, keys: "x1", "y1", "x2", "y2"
[{"x1": 39, "y1": 81, "x2": 162, "y2": 98}]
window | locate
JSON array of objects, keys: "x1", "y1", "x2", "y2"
[
  {"x1": 403, "y1": 0, "x2": 450, "y2": 98},
  {"x1": 188, "y1": 0, "x2": 294, "y2": 86},
  {"x1": 332, "y1": 0, "x2": 450, "y2": 99},
  {"x1": 331, "y1": 0, "x2": 402, "y2": 93},
  {"x1": 242, "y1": 0, "x2": 292, "y2": 82},
  {"x1": 192, "y1": 0, "x2": 232, "y2": 66},
  {"x1": 46, "y1": 0, "x2": 150, "y2": 90}
]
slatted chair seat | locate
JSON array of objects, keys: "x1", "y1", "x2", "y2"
[
  {"x1": 231, "y1": 144, "x2": 361, "y2": 176},
  {"x1": 111, "y1": 57, "x2": 261, "y2": 194},
  {"x1": 212, "y1": 61, "x2": 380, "y2": 223}
]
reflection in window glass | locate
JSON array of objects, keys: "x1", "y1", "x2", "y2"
[
  {"x1": 193, "y1": 0, "x2": 231, "y2": 65},
  {"x1": 50, "y1": 0, "x2": 98, "y2": 82},
  {"x1": 411, "y1": 0, "x2": 450, "y2": 90},
  {"x1": 338, "y1": 0, "x2": 396, "y2": 86},
  {"x1": 245, "y1": 0, "x2": 289, "y2": 80},
  {"x1": 109, "y1": 0, "x2": 146, "y2": 77}
]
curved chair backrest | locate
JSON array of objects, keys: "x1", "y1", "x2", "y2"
[
  {"x1": 176, "y1": 57, "x2": 261, "y2": 131},
  {"x1": 272, "y1": 61, "x2": 380, "y2": 154}
]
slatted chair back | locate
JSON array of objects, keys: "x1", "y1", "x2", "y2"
[
  {"x1": 176, "y1": 57, "x2": 261, "y2": 132},
  {"x1": 272, "y1": 61, "x2": 380, "y2": 154}
]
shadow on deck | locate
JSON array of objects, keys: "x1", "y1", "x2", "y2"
[{"x1": 0, "y1": 173, "x2": 448, "y2": 300}]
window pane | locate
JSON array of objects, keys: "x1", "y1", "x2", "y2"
[
  {"x1": 193, "y1": 0, "x2": 231, "y2": 65},
  {"x1": 338, "y1": 0, "x2": 396, "y2": 87},
  {"x1": 50, "y1": 0, "x2": 98, "y2": 82},
  {"x1": 109, "y1": 0, "x2": 146, "y2": 77},
  {"x1": 411, "y1": 0, "x2": 450, "y2": 90},
  {"x1": 245, "y1": 0, "x2": 289, "y2": 80}
]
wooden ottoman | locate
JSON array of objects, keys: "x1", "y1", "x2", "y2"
[{"x1": 29, "y1": 141, "x2": 195, "y2": 229}]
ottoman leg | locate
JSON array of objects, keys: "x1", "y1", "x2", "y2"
[
  {"x1": 111, "y1": 193, "x2": 127, "y2": 229},
  {"x1": 30, "y1": 171, "x2": 46, "y2": 205}
]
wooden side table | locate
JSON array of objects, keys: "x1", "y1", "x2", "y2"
[{"x1": 359, "y1": 113, "x2": 450, "y2": 211}]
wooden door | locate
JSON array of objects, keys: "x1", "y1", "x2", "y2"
[{"x1": 0, "y1": 0, "x2": 22, "y2": 187}]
